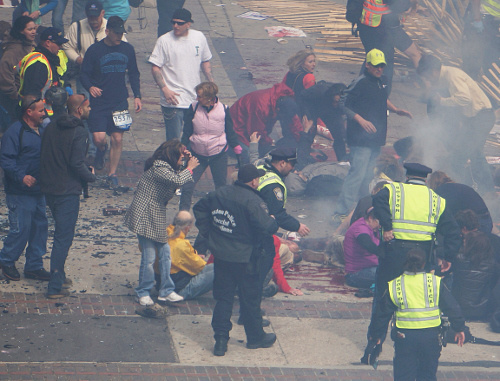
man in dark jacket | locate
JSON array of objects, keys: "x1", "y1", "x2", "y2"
[
  {"x1": 332, "y1": 49, "x2": 411, "y2": 222},
  {"x1": 193, "y1": 164, "x2": 279, "y2": 356},
  {"x1": 40, "y1": 94, "x2": 96, "y2": 299},
  {"x1": 0, "y1": 95, "x2": 50, "y2": 281}
]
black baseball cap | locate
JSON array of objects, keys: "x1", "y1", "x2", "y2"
[
  {"x1": 85, "y1": 0, "x2": 103, "y2": 17},
  {"x1": 106, "y1": 16, "x2": 126, "y2": 33},
  {"x1": 40, "y1": 27, "x2": 69, "y2": 45},
  {"x1": 238, "y1": 164, "x2": 265, "y2": 183},
  {"x1": 172, "y1": 8, "x2": 193, "y2": 23}
]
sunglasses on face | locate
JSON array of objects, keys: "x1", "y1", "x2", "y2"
[
  {"x1": 24, "y1": 97, "x2": 42, "y2": 111},
  {"x1": 77, "y1": 94, "x2": 88, "y2": 109},
  {"x1": 171, "y1": 20, "x2": 187, "y2": 26}
]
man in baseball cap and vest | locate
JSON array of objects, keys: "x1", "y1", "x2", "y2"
[{"x1": 18, "y1": 27, "x2": 68, "y2": 116}]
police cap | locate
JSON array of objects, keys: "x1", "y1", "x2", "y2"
[
  {"x1": 404, "y1": 162, "x2": 432, "y2": 178},
  {"x1": 269, "y1": 147, "x2": 297, "y2": 162}
]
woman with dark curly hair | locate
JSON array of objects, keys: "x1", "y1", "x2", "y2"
[
  {"x1": 0, "y1": 16, "x2": 37, "y2": 127},
  {"x1": 125, "y1": 139, "x2": 199, "y2": 306}
]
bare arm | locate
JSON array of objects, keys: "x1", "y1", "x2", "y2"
[
  {"x1": 387, "y1": 100, "x2": 412, "y2": 118},
  {"x1": 151, "y1": 65, "x2": 167, "y2": 89},
  {"x1": 201, "y1": 61, "x2": 214, "y2": 82}
]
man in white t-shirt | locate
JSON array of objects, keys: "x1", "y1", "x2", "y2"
[{"x1": 149, "y1": 8, "x2": 213, "y2": 140}]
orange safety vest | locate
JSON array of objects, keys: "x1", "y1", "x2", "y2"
[
  {"x1": 360, "y1": 0, "x2": 391, "y2": 27},
  {"x1": 18, "y1": 52, "x2": 54, "y2": 97}
]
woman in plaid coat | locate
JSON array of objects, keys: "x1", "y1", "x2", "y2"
[{"x1": 125, "y1": 139, "x2": 199, "y2": 306}]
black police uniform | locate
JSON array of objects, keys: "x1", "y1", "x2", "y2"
[{"x1": 258, "y1": 148, "x2": 301, "y2": 284}]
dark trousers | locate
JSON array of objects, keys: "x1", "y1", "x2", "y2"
[
  {"x1": 156, "y1": 0, "x2": 185, "y2": 37},
  {"x1": 276, "y1": 96, "x2": 301, "y2": 149},
  {"x1": 179, "y1": 150, "x2": 228, "y2": 211},
  {"x1": 452, "y1": 109, "x2": 495, "y2": 194},
  {"x1": 327, "y1": 122, "x2": 347, "y2": 162},
  {"x1": 212, "y1": 257, "x2": 265, "y2": 344},
  {"x1": 45, "y1": 194, "x2": 80, "y2": 294},
  {"x1": 393, "y1": 327, "x2": 441, "y2": 381},
  {"x1": 260, "y1": 235, "x2": 276, "y2": 286}
]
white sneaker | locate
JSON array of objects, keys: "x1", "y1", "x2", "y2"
[
  {"x1": 137, "y1": 295, "x2": 154, "y2": 306},
  {"x1": 158, "y1": 292, "x2": 184, "y2": 303}
]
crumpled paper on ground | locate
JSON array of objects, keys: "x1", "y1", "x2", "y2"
[{"x1": 265, "y1": 26, "x2": 306, "y2": 37}]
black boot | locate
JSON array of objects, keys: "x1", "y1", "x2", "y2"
[{"x1": 214, "y1": 336, "x2": 228, "y2": 356}]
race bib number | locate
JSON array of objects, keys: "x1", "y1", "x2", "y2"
[{"x1": 112, "y1": 110, "x2": 132, "y2": 131}]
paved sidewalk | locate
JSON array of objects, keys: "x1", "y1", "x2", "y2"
[{"x1": 1, "y1": 0, "x2": 500, "y2": 379}]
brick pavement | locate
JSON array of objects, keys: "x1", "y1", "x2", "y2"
[
  {"x1": 0, "y1": 290, "x2": 371, "y2": 318},
  {"x1": 3, "y1": 362, "x2": 500, "y2": 380}
]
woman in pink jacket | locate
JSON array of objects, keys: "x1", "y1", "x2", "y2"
[{"x1": 179, "y1": 82, "x2": 241, "y2": 211}]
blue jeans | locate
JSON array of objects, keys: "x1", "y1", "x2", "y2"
[
  {"x1": 45, "y1": 194, "x2": 80, "y2": 294},
  {"x1": 136, "y1": 235, "x2": 176, "y2": 298},
  {"x1": 161, "y1": 106, "x2": 185, "y2": 141},
  {"x1": 156, "y1": 0, "x2": 185, "y2": 37},
  {"x1": 179, "y1": 150, "x2": 228, "y2": 211},
  {"x1": 178, "y1": 263, "x2": 214, "y2": 300},
  {"x1": 334, "y1": 145, "x2": 380, "y2": 215},
  {"x1": 0, "y1": 194, "x2": 48, "y2": 272},
  {"x1": 52, "y1": 0, "x2": 68, "y2": 32},
  {"x1": 345, "y1": 266, "x2": 377, "y2": 289}
]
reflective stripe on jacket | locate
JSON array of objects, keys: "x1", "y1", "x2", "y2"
[
  {"x1": 257, "y1": 165, "x2": 287, "y2": 206},
  {"x1": 18, "y1": 52, "x2": 53, "y2": 97},
  {"x1": 482, "y1": 0, "x2": 500, "y2": 17},
  {"x1": 56, "y1": 49, "x2": 68, "y2": 86},
  {"x1": 386, "y1": 182, "x2": 445, "y2": 241},
  {"x1": 389, "y1": 272, "x2": 441, "y2": 329},
  {"x1": 360, "y1": 0, "x2": 391, "y2": 27}
]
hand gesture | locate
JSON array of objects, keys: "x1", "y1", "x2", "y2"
[
  {"x1": 455, "y1": 332, "x2": 465, "y2": 347},
  {"x1": 134, "y1": 98, "x2": 142, "y2": 113},
  {"x1": 89, "y1": 86, "x2": 102, "y2": 98},
  {"x1": 383, "y1": 230, "x2": 394, "y2": 242},
  {"x1": 250, "y1": 132, "x2": 261, "y2": 143},
  {"x1": 355, "y1": 114, "x2": 377, "y2": 133},
  {"x1": 163, "y1": 88, "x2": 180, "y2": 105},
  {"x1": 288, "y1": 288, "x2": 303, "y2": 296},
  {"x1": 187, "y1": 156, "x2": 199, "y2": 171},
  {"x1": 297, "y1": 223, "x2": 310, "y2": 237},
  {"x1": 23, "y1": 175, "x2": 36, "y2": 187},
  {"x1": 394, "y1": 109, "x2": 412, "y2": 119}
]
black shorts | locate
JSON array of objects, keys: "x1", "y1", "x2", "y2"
[{"x1": 88, "y1": 101, "x2": 130, "y2": 135}]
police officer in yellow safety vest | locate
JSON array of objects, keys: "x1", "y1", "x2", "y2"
[
  {"x1": 256, "y1": 147, "x2": 310, "y2": 293},
  {"x1": 18, "y1": 27, "x2": 68, "y2": 103},
  {"x1": 361, "y1": 162, "x2": 461, "y2": 361},
  {"x1": 372, "y1": 163, "x2": 461, "y2": 293},
  {"x1": 368, "y1": 248, "x2": 465, "y2": 380},
  {"x1": 257, "y1": 147, "x2": 310, "y2": 237}
]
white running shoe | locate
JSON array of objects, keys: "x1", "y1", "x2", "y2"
[
  {"x1": 158, "y1": 292, "x2": 184, "y2": 303},
  {"x1": 137, "y1": 295, "x2": 154, "y2": 306}
]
